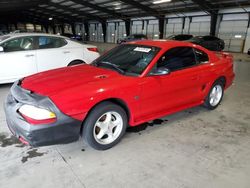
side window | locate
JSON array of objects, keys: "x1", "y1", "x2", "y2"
[
  {"x1": 194, "y1": 49, "x2": 209, "y2": 64},
  {"x1": 157, "y1": 47, "x2": 196, "y2": 72},
  {"x1": 38, "y1": 36, "x2": 67, "y2": 49},
  {"x1": 2, "y1": 37, "x2": 34, "y2": 52}
]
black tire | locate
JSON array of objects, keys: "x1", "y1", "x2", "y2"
[
  {"x1": 82, "y1": 102, "x2": 128, "y2": 150},
  {"x1": 204, "y1": 80, "x2": 224, "y2": 110},
  {"x1": 68, "y1": 60, "x2": 84, "y2": 66}
]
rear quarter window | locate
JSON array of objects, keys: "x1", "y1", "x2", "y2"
[
  {"x1": 38, "y1": 36, "x2": 67, "y2": 49},
  {"x1": 194, "y1": 49, "x2": 209, "y2": 64}
]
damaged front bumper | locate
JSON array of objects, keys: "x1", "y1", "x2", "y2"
[{"x1": 4, "y1": 81, "x2": 82, "y2": 147}]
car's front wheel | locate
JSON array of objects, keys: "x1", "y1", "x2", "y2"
[
  {"x1": 204, "y1": 80, "x2": 224, "y2": 110},
  {"x1": 82, "y1": 102, "x2": 128, "y2": 150}
]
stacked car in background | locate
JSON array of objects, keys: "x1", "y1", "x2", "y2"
[{"x1": 118, "y1": 34, "x2": 226, "y2": 52}]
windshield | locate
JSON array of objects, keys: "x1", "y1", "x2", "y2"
[
  {"x1": 0, "y1": 35, "x2": 10, "y2": 43},
  {"x1": 93, "y1": 44, "x2": 160, "y2": 76}
]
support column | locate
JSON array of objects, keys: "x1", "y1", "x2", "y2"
[
  {"x1": 44, "y1": 25, "x2": 49, "y2": 33},
  {"x1": 159, "y1": 16, "x2": 165, "y2": 39},
  {"x1": 52, "y1": 25, "x2": 56, "y2": 34},
  {"x1": 182, "y1": 17, "x2": 185, "y2": 34},
  {"x1": 14, "y1": 23, "x2": 18, "y2": 30},
  {"x1": 71, "y1": 23, "x2": 76, "y2": 35},
  {"x1": 60, "y1": 24, "x2": 64, "y2": 34},
  {"x1": 125, "y1": 19, "x2": 130, "y2": 37},
  {"x1": 210, "y1": 11, "x2": 218, "y2": 36},
  {"x1": 101, "y1": 22, "x2": 107, "y2": 43},
  {"x1": 5, "y1": 23, "x2": 10, "y2": 32},
  {"x1": 84, "y1": 22, "x2": 89, "y2": 41}
]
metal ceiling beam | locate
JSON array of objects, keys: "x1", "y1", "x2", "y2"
[
  {"x1": 0, "y1": 0, "x2": 49, "y2": 12},
  {"x1": 70, "y1": 0, "x2": 128, "y2": 20},
  {"x1": 27, "y1": 9, "x2": 75, "y2": 24},
  {"x1": 119, "y1": 0, "x2": 161, "y2": 17},
  {"x1": 0, "y1": 12, "x2": 50, "y2": 28},
  {"x1": 48, "y1": 2, "x2": 106, "y2": 23},
  {"x1": 32, "y1": 6, "x2": 85, "y2": 23},
  {"x1": 191, "y1": 0, "x2": 217, "y2": 14}
]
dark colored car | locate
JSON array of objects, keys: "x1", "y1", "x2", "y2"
[
  {"x1": 167, "y1": 34, "x2": 193, "y2": 41},
  {"x1": 189, "y1": 36, "x2": 225, "y2": 51},
  {"x1": 248, "y1": 48, "x2": 250, "y2": 55},
  {"x1": 62, "y1": 33, "x2": 83, "y2": 41},
  {"x1": 117, "y1": 34, "x2": 147, "y2": 44}
]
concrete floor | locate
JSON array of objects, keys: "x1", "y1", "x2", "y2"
[{"x1": 0, "y1": 45, "x2": 250, "y2": 188}]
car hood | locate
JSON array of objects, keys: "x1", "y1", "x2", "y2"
[{"x1": 21, "y1": 64, "x2": 121, "y2": 96}]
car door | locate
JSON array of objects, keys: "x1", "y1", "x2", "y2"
[
  {"x1": 35, "y1": 36, "x2": 69, "y2": 72},
  {"x1": 0, "y1": 36, "x2": 37, "y2": 82},
  {"x1": 139, "y1": 47, "x2": 205, "y2": 118}
]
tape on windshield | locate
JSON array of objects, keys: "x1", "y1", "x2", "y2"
[{"x1": 133, "y1": 47, "x2": 151, "y2": 53}]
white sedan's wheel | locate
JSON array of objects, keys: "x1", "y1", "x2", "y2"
[
  {"x1": 83, "y1": 102, "x2": 127, "y2": 150},
  {"x1": 93, "y1": 111, "x2": 123, "y2": 145}
]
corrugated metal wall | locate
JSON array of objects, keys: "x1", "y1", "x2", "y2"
[
  {"x1": 218, "y1": 13, "x2": 249, "y2": 52},
  {"x1": 165, "y1": 18, "x2": 183, "y2": 37},
  {"x1": 189, "y1": 16, "x2": 211, "y2": 36}
]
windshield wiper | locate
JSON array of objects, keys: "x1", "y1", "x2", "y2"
[{"x1": 97, "y1": 61, "x2": 125, "y2": 74}]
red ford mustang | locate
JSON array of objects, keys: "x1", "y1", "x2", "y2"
[{"x1": 4, "y1": 40, "x2": 235, "y2": 150}]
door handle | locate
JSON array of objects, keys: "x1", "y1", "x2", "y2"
[
  {"x1": 25, "y1": 54, "x2": 34, "y2": 57},
  {"x1": 63, "y1": 51, "x2": 70, "y2": 54}
]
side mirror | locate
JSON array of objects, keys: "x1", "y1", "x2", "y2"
[
  {"x1": 0, "y1": 46, "x2": 3, "y2": 52},
  {"x1": 150, "y1": 67, "x2": 171, "y2": 76}
]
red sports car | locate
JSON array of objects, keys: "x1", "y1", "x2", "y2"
[{"x1": 4, "y1": 40, "x2": 235, "y2": 150}]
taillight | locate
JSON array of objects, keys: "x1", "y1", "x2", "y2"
[{"x1": 87, "y1": 47, "x2": 98, "y2": 52}]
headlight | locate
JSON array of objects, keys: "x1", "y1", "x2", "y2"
[{"x1": 18, "y1": 104, "x2": 56, "y2": 124}]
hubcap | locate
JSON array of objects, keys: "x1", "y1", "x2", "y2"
[
  {"x1": 209, "y1": 85, "x2": 223, "y2": 106},
  {"x1": 93, "y1": 111, "x2": 123, "y2": 145}
]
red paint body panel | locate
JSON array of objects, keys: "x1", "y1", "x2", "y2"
[{"x1": 21, "y1": 40, "x2": 235, "y2": 126}]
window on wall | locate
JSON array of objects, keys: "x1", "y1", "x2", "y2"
[
  {"x1": 218, "y1": 15, "x2": 248, "y2": 52},
  {"x1": 189, "y1": 21, "x2": 211, "y2": 36}
]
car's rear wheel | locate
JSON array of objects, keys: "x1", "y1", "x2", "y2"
[
  {"x1": 82, "y1": 102, "x2": 127, "y2": 150},
  {"x1": 204, "y1": 80, "x2": 224, "y2": 110},
  {"x1": 68, "y1": 60, "x2": 84, "y2": 66}
]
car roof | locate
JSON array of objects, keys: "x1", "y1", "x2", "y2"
[
  {"x1": 2, "y1": 32, "x2": 68, "y2": 39},
  {"x1": 128, "y1": 39, "x2": 198, "y2": 49}
]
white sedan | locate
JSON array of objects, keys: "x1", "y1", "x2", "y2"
[{"x1": 0, "y1": 33, "x2": 100, "y2": 84}]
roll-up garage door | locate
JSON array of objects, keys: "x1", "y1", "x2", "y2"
[
  {"x1": 218, "y1": 13, "x2": 248, "y2": 52},
  {"x1": 165, "y1": 18, "x2": 183, "y2": 37},
  {"x1": 189, "y1": 16, "x2": 211, "y2": 36}
]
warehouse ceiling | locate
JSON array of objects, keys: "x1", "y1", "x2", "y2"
[{"x1": 0, "y1": 0, "x2": 250, "y2": 24}]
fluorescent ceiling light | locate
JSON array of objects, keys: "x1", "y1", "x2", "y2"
[
  {"x1": 113, "y1": 2, "x2": 121, "y2": 6},
  {"x1": 235, "y1": 35, "x2": 242, "y2": 38},
  {"x1": 153, "y1": 0, "x2": 171, "y2": 4}
]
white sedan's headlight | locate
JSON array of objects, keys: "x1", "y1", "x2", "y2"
[{"x1": 19, "y1": 104, "x2": 56, "y2": 120}]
